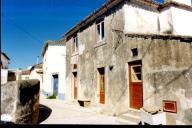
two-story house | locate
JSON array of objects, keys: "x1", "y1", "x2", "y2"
[{"x1": 64, "y1": 0, "x2": 192, "y2": 125}]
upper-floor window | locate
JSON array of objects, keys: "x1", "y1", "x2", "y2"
[
  {"x1": 96, "y1": 19, "x2": 105, "y2": 42},
  {"x1": 73, "y1": 35, "x2": 79, "y2": 52}
]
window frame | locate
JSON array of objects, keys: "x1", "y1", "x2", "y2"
[
  {"x1": 73, "y1": 35, "x2": 79, "y2": 53},
  {"x1": 96, "y1": 20, "x2": 105, "y2": 42},
  {"x1": 130, "y1": 64, "x2": 142, "y2": 82}
]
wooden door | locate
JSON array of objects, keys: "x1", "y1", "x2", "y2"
[
  {"x1": 100, "y1": 74, "x2": 105, "y2": 104},
  {"x1": 98, "y1": 68, "x2": 105, "y2": 104},
  {"x1": 129, "y1": 62, "x2": 143, "y2": 109},
  {"x1": 73, "y1": 72, "x2": 77, "y2": 99}
]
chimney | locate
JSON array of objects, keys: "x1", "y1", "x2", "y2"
[{"x1": 165, "y1": 0, "x2": 192, "y2": 6}]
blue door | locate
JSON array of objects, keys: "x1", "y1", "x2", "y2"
[{"x1": 53, "y1": 75, "x2": 58, "y2": 96}]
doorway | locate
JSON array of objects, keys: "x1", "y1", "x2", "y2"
[
  {"x1": 73, "y1": 72, "x2": 78, "y2": 99},
  {"x1": 53, "y1": 74, "x2": 59, "y2": 96},
  {"x1": 98, "y1": 67, "x2": 105, "y2": 104},
  {"x1": 128, "y1": 61, "x2": 143, "y2": 109}
]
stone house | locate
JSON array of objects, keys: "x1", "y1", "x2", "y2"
[
  {"x1": 64, "y1": 0, "x2": 192, "y2": 125},
  {"x1": 1, "y1": 52, "x2": 10, "y2": 84},
  {"x1": 1, "y1": 52, "x2": 10, "y2": 69},
  {"x1": 42, "y1": 40, "x2": 66, "y2": 100}
]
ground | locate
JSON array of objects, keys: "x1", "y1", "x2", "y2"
[{"x1": 39, "y1": 92, "x2": 127, "y2": 124}]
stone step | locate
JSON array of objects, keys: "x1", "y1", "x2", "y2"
[
  {"x1": 116, "y1": 117, "x2": 139, "y2": 125},
  {"x1": 116, "y1": 110, "x2": 141, "y2": 125}
]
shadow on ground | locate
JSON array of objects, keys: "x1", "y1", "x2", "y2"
[{"x1": 38, "y1": 104, "x2": 52, "y2": 124}]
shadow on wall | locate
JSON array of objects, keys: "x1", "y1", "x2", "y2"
[{"x1": 37, "y1": 104, "x2": 52, "y2": 124}]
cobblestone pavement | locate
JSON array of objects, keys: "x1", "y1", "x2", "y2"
[{"x1": 39, "y1": 93, "x2": 122, "y2": 124}]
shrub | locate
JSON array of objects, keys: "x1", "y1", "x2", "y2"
[{"x1": 47, "y1": 94, "x2": 56, "y2": 99}]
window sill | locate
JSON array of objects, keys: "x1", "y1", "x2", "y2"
[
  {"x1": 72, "y1": 51, "x2": 79, "y2": 57},
  {"x1": 94, "y1": 40, "x2": 106, "y2": 48}
]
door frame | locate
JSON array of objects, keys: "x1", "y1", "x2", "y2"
[
  {"x1": 52, "y1": 73, "x2": 59, "y2": 96},
  {"x1": 97, "y1": 67, "x2": 105, "y2": 104},
  {"x1": 128, "y1": 60, "x2": 143, "y2": 110},
  {"x1": 72, "y1": 72, "x2": 78, "y2": 100}
]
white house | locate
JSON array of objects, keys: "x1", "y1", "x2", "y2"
[
  {"x1": 42, "y1": 40, "x2": 66, "y2": 100},
  {"x1": 29, "y1": 63, "x2": 43, "y2": 90},
  {"x1": 1, "y1": 52, "x2": 10, "y2": 84}
]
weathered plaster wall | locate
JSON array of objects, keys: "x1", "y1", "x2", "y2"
[
  {"x1": 1, "y1": 80, "x2": 40, "y2": 124},
  {"x1": 65, "y1": 2, "x2": 125, "y2": 105},
  {"x1": 140, "y1": 38, "x2": 192, "y2": 125},
  {"x1": 119, "y1": 35, "x2": 192, "y2": 125}
]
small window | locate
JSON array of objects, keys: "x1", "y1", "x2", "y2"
[
  {"x1": 131, "y1": 48, "x2": 138, "y2": 57},
  {"x1": 73, "y1": 35, "x2": 78, "y2": 52},
  {"x1": 73, "y1": 64, "x2": 77, "y2": 69},
  {"x1": 96, "y1": 20, "x2": 105, "y2": 42}
]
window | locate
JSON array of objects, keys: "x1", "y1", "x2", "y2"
[
  {"x1": 131, "y1": 48, "x2": 138, "y2": 57},
  {"x1": 131, "y1": 65, "x2": 142, "y2": 82},
  {"x1": 73, "y1": 35, "x2": 78, "y2": 52},
  {"x1": 96, "y1": 20, "x2": 105, "y2": 42}
]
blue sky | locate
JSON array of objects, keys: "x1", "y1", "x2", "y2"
[{"x1": 1, "y1": 0, "x2": 164, "y2": 69}]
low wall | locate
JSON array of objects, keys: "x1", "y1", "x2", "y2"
[{"x1": 1, "y1": 79, "x2": 40, "y2": 124}]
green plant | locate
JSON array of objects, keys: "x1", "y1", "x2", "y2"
[{"x1": 47, "y1": 94, "x2": 56, "y2": 99}]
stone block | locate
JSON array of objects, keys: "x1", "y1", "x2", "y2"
[{"x1": 1, "y1": 79, "x2": 40, "y2": 124}]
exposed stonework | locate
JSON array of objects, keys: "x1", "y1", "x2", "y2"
[{"x1": 1, "y1": 80, "x2": 40, "y2": 124}]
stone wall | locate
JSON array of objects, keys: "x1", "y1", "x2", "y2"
[{"x1": 1, "y1": 79, "x2": 40, "y2": 124}]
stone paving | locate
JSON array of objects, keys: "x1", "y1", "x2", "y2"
[{"x1": 39, "y1": 93, "x2": 122, "y2": 124}]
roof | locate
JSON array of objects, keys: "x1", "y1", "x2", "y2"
[
  {"x1": 30, "y1": 63, "x2": 43, "y2": 71},
  {"x1": 64, "y1": 0, "x2": 192, "y2": 41},
  {"x1": 41, "y1": 39, "x2": 65, "y2": 57},
  {"x1": 1, "y1": 52, "x2": 10, "y2": 60},
  {"x1": 21, "y1": 70, "x2": 31, "y2": 75},
  {"x1": 125, "y1": 33, "x2": 192, "y2": 42}
]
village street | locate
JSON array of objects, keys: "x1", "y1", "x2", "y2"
[{"x1": 39, "y1": 92, "x2": 128, "y2": 125}]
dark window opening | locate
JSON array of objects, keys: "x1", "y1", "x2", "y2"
[
  {"x1": 131, "y1": 48, "x2": 138, "y2": 57},
  {"x1": 73, "y1": 64, "x2": 77, "y2": 69}
]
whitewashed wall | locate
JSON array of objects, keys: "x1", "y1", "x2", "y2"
[
  {"x1": 171, "y1": 6, "x2": 192, "y2": 36},
  {"x1": 21, "y1": 74, "x2": 30, "y2": 80},
  {"x1": 42, "y1": 44, "x2": 66, "y2": 100},
  {"x1": 170, "y1": 0, "x2": 192, "y2": 6},
  {"x1": 124, "y1": 3, "x2": 159, "y2": 34},
  {"x1": 1, "y1": 69, "x2": 8, "y2": 84},
  {"x1": 124, "y1": 2, "x2": 192, "y2": 36}
]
